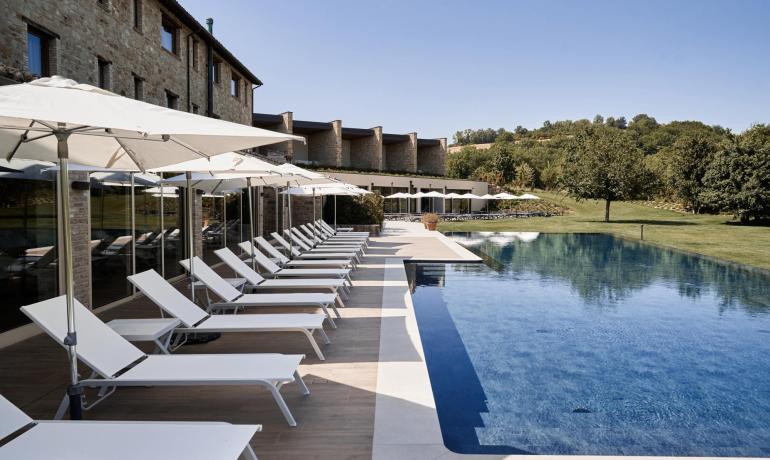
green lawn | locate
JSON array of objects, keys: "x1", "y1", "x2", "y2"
[{"x1": 439, "y1": 191, "x2": 770, "y2": 271}]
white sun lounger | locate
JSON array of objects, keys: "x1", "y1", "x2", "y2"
[
  {"x1": 319, "y1": 220, "x2": 370, "y2": 236},
  {"x1": 127, "y1": 269, "x2": 330, "y2": 360},
  {"x1": 20, "y1": 296, "x2": 308, "y2": 426},
  {"x1": 0, "y1": 394, "x2": 260, "y2": 460},
  {"x1": 270, "y1": 233, "x2": 357, "y2": 267},
  {"x1": 299, "y1": 224, "x2": 368, "y2": 248},
  {"x1": 256, "y1": 236, "x2": 352, "y2": 269},
  {"x1": 216, "y1": 247, "x2": 350, "y2": 301},
  {"x1": 286, "y1": 231, "x2": 361, "y2": 262},
  {"x1": 290, "y1": 228, "x2": 363, "y2": 252},
  {"x1": 179, "y1": 258, "x2": 341, "y2": 328},
  {"x1": 236, "y1": 242, "x2": 352, "y2": 286}
]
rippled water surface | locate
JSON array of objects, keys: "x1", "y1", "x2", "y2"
[{"x1": 408, "y1": 233, "x2": 770, "y2": 456}]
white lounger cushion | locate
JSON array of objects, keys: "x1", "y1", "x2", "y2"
[
  {"x1": 196, "y1": 313, "x2": 324, "y2": 331},
  {"x1": 117, "y1": 353, "x2": 301, "y2": 383},
  {"x1": 216, "y1": 248, "x2": 345, "y2": 289},
  {"x1": 236, "y1": 243, "x2": 351, "y2": 278},
  {"x1": 255, "y1": 236, "x2": 290, "y2": 263},
  {"x1": 0, "y1": 394, "x2": 259, "y2": 460},
  {"x1": 215, "y1": 247, "x2": 266, "y2": 285},
  {"x1": 128, "y1": 269, "x2": 208, "y2": 327},
  {"x1": 21, "y1": 297, "x2": 145, "y2": 378}
]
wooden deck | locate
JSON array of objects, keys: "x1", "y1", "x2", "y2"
[{"x1": 0, "y1": 224, "x2": 477, "y2": 459}]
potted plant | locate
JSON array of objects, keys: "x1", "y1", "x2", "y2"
[{"x1": 422, "y1": 213, "x2": 439, "y2": 231}]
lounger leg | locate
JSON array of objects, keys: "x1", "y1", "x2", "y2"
[
  {"x1": 294, "y1": 370, "x2": 310, "y2": 396},
  {"x1": 241, "y1": 445, "x2": 259, "y2": 460},
  {"x1": 268, "y1": 383, "x2": 297, "y2": 427},
  {"x1": 319, "y1": 304, "x2": 337, "y2": 329},
  {"x1": 335, "y1": 294, "x2": 346, "y2": 309},
  {"x1": 54, "y1": 392, "x2": 69, "y2": 420},
  {"x1": 317, "y1": 327, "x2": 331, "y2": 345},
  {"x1": 329, "y1": 302, "x2": 341, "y2": 319},
  {"x1": 301, "y1": 329, "x2": 325, "y2": 361}
]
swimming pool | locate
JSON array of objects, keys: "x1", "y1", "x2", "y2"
[{"x1": 408, "y1": 232, "x2": 770, "y2": 456}]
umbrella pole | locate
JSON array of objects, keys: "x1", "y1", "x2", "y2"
[
  {"x1": 274, "y1": 186, "x2": 279, "y2": 236},
  {"x1": 130, "y1": 172, "x2": 136, "y2": 294},
  {"x1": 56, "y1": 132, "x2": 82, "y2": 420},
  {"x1": 186, "y1": 171, "x2": 195, "y2": 303},
  {"x1": 334, "y1": 194, "x2": 337, "y2": 230},
  {"x1": 312, "y1": 188, "x2": 317, "y2": 244},
  {"x1": 247, "y1": 180, "x2": 256, "y2": 271},
  {"x1": 287, "y1": 181, "x2": 293, "y2": 259},
  {"x1": 160, "y1": 185, "x2": 165, "y2": 277},
  {"x1": 222, "y1": 194, "x2": 227, "y2": 249},
  {"x1": 239, "y1": 190, "x2": 243, "y2": 254}
]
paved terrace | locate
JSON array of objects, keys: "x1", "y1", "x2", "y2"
[{"x1": 0, "y1": 221, "x2": 481, "y2": 460}]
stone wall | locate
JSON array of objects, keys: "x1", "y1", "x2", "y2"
[
  {"x1": 384, "y1": 133, "x2": 417, "y2": 173},
  {"x1": 0, "y1": 0, "x2": 252, "y2": 125},
  {"x1": 290, "y1": 196, "x2": 322, "y2": 229},
  {"x1": 63, "y1": 171, "x2": 92, "y2": 307},
  {"x1": 258, "y1": 112, "x2": 294, "y2": 163},
  {"x1": 307, "y1": 121, "x2": 342, "y2": 167},
  {"x1": 349, "y1": 126, "x2": 383, "y2": 171},
  {"x1": 417, "y1": 138, "x2": 447, "y2": 176}
]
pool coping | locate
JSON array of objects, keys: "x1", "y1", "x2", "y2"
[{"x1": 372, "y1": 253, "x2": 763, "y2": 460}]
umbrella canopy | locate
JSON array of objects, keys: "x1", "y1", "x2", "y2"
[
  {"x1": 444, "y1": 192, "x2": 464, "y2": 199},
  {"x1": 0, "y1": 76, "x2": 305, "y2": 421},
  {"x1": 459, "y1": 192, "x2": 481, "y2": 199},
  {"x1": 518, "y1": 193, "x2": 540, "y2": 200},
  {"x1": 422, "y1": 191, "x2": 446, "y2": 198},
  {"x1": 1, "y1": 77, "x2": 304, "y2": 170},
  {"x1": 479, "y1": 194, "x2": 498, "y2": 200},
  {"x1": 385, "y1": 192, "x2": 409, "y2": 199},
  {"x1": 149, "y1": 151, "x2": 282, "y2": 174},
  {"x1": 494, "y1": 192, "x2": 518, "y2": 199}
]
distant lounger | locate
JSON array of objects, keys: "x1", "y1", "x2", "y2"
[
  {"x1": 179, "y1": 257, "x2": 341, "y2": 328},
  {"x1": 127, "y1": 269, "x2": 330, "y2": 360},
  {"x1": 269, "y1": 233, "x2": 356, "y2": 268},
  {"x1": 0, "y1": 394, "x2": 260, "y2": 460},
  {"x1": 256, "y1": 236, "x2": 353, "y2": 269},
  {"x1": 21, "y1": 296, "x2": 308, "y2": 426},
  {"x1": 237, "y1": 241, "x2": 353, "y2": 286}
]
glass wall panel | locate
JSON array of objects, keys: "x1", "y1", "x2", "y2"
[
  {"x1": 0, "y1": 172, "x2": 58, "y2": 333},
  {"x1": 225, "y1": 192, "x2": 242, "y2": 254},
  {"x1": 163, "y1": 187, "x2": 184, "y2": 279},
  {"x1": 90, "y1": 182, "x2": 132, "y2": 307},
  {"x1": 134, "y1": 183, "x2": 162, "y2": 275},
  {"x1": 201, "y1": 195, "x2": 221, "y2": 265}
]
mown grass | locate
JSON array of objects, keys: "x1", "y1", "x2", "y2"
[{"x1": 439, "y1": 191, "x2": 770, "y2": 271}]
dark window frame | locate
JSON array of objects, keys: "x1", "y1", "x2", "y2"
[
  {"x1": 212, "y1": 57, "x2": 222, "y2": 84},
  {"x1": 165, "y1": 89, "x2": 179, "y2": 109},
  {"x1": 160, "y1": 15, "x2": 178, "y2": 55},
  {"x1": 230, "y1": 72, "x2": 241, "y2": 99},
  {"x1": 97, "y1": 56, "x2": 111, "y2": 90},
  {"x1": 132, "y1": 73, "x2": 144, "y2": 100},
  {"x1": 26, "y1": 25, "x2": 51, "y2": 78},
  {"x1": 133, "y1": 0, "x2": 143, "y2": 32}
]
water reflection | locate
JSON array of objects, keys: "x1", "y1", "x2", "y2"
[{"x1": 448, "y1": 232, "x2": 770, "y2": 315}]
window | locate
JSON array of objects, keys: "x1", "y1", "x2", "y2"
[
  {"x1": 230, "y1": 73, "x2": 241, "y2": 98},
  {"x1": 212, "y1": 58, "x2": 222, "y2": 83},
  {"x1": 191, "y1": 39, "x2": 199, "y2": 70},
  {"x1": 27, "y1": 26, "x2": 50, "y2": 78},
  {"x1": 161, "y1": 15, "x2": 178, "y2": 54},
  {"x1": 132, "y1": 74, "x2": 144, "y2": 100},
  {"x1": 97, "y1": 57, "x2": 111, "y2": 90},
  {"x1": 97, "y1": 0, "x2": 110, "y2": 9},
  {"x1": 165, "y1": 90, "x2": 178, "y2": 109},
  {"x1": 133, "y1": 0, "x2": 142, "y2": 31},
  {"x1": 191, "y1": 103, "x2": 199, "y2": 114}
]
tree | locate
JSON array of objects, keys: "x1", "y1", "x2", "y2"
[
  {"x1": 514, "y1": 125, "x2": 528, "y2": 137},
  {"x1": 514, "y1": 162, "x2": 535, "y2": 190},
  {"x1": 445, "y1": 146, "x2": 492, "y2": 179},
  {"x1": 539, "y1": 161, "x2": 562, "y2": 190},
  {"x1": 667, "y1": 133, "x2": 720, "y2": 213},
  {"x1": 702, "y1": 125, "x2": 770, "y2": 223},
  {"x1": 488, "y1": 141, "x2": 516, "y2": 185},
  {"x1": 561, "y1": 126, "x2": 651, "y2": 222},
  {"x1": 592, "y1": 114, "x2": 604, "y2": 125}
]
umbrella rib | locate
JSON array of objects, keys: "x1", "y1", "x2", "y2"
[
  {"x1": 114, "y1": 137, "x2": 145, "y2": 172},
  {"x1": 169, "y1": 137, "x2": 211, "y2": 160},
  {"x1": 6, "y1": 120, "x2": 38, "y2": 161}
]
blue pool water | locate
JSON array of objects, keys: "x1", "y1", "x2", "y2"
[{"x1": 408, "y1": 233, "x2": 770, "y2": 456}]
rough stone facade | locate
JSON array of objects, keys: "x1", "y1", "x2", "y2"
[
  {"x1": 258, "y1": 112, "x2": 294, "y2": 163},
  {"x1": 307, "y1": 121, "x2": 342, "y2": 167},
  {"x1": 0, "y1": 0, "x2": 254, "y2": 125},
  {"x1": 290, "y1": 196, "x2": 322, "y2": 230},
  {"x1": 349, "y1": 127, "x2": 383, "y2": 171},
  {"x1": 63, "y1": 171, "x2": 92, "y2": 307},
  {"x1": 417, "y1": 138, "x2": 447, "y2": 176},
  {"x1": 384, "y1": 133, "x2": 417, "y2": 173}
]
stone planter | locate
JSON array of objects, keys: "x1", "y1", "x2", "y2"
[{"x1": 426, "y1": 222, "x2": 437, "y2": 231}]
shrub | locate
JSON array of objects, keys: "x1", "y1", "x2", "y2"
[
  {"x1": 322, "y1": 194, "x2": 384, "y2": 226},
  {"x1": 421, "y1": 213, "x2": 439, "y2": 224}
]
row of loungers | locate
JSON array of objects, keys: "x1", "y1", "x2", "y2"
[{"x1": 2, "y1": 220, "x2": 368, "y2": 459}]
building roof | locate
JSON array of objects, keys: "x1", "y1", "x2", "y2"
[
  {"x1": 417, "y1": 138, "x2": 440, "y2": 147},
  {"x1": 293, "y1": 120, "x2": 333, "y2": 134},
  {"x1": 159, "y1": 0, "x2": 262, "y2": 86},
  {"x1": 252, "y1": 113, "x2": 284, "y2": 126},
  {"x1": 341, "y1": 127, "x2": 374, "y2": 139},
  {"x1": 382, "y1": 133, "x2": 410, "y2": 144}
]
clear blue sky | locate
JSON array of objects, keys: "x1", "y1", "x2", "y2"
[{"x1": 181, "y1": 0, "x2": 770, "y2": 140}]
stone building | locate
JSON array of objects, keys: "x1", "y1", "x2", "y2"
[{"x1": 0, "y1": 0, "x2": 259, "y2": 124}]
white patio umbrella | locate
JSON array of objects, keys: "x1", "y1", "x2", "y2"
[
  {"x1": 385, "y1": 192, "x2": 409, "y2": 214},
  {"x1": 459, "y1": 192, "x2": 481, "y2": 214},
  {"x1": 494, "y1": 192, "x2": 519, "y2": 200},
  {"x1": 444, "y1": 192, "x2": 464, "y2": 213},
  {"x1": 281, "y1": 182, "x2": 366, "y2": 239},
  {"x1": 0, "y1": 76, "x2": 303, "y2": 420},
  {"x1": 518, "y1": 193, "x2": 540, "y2": 200}
]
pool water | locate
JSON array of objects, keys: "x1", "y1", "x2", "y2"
[{"x1": 408, "y1": 233, "x2": 770, "y2": 456}]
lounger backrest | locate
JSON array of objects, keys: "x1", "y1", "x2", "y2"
[
  {"x1": 288, "y1": 230, "x2": 312, "y2": 251},
  {"x1": 291, "y1": 228, "x2": 314, "y2": 247},
  {"x1": 0, "y1": 395, "x2": 32, "y2": 439},
  {"x1": 179, "y1": 257, "x2": 241, "y2": 303},
  {"x1": 255, "y1": 236, "x2": 289, "y2": 264},
  {"x1": 236, "y1": 242, "x2": 280, "y2": 274},
  {"x1": 300, "y1": 224, "x2": 323, "y2": 241},
  {"x1": 20, "y1": 296, "x2": 145, "y2": 378},
  {"x1": 319, "y1": 220, "x2": 334, "y2": 234},
  {"x1": 127, "y1": 269, "x2": 207, "y2": 327},
  {"x1": 215, "y1": 247, "x2": 265, "y2": 285},
  {"x1": 270, "y1": 232, "x2": 302, "y2": 257}
]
